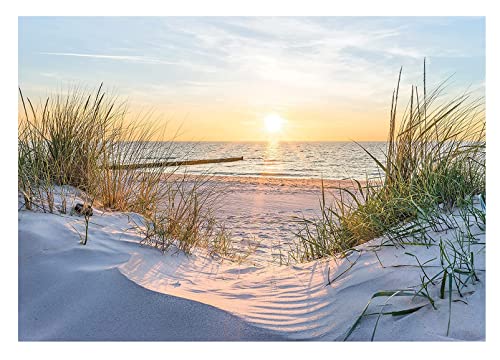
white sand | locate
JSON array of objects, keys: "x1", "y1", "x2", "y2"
[
  {"x1": 18, "y1": 180, "x2": 485, "y2": 341},
  {"x1": 194, "y1": 175, "x2": 365, "y2": 265},
  {"x1": 18, "y1": 208, "x2": 285, "y2": 341}
]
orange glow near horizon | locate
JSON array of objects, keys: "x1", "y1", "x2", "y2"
[
  {"x1": 19, "y1": 17, "x2": 485, "y2": 143},
  {"x1": 129, "y1": 103, "x2": 391, "y2": 142}
]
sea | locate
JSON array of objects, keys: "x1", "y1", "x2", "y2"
[{"x1": 145, "y1": 141, "x2": 387, "y2": 180}]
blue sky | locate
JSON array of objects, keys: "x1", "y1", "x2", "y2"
[{"x1": 18, "y1": 17, "x2": 485, "y2": 141}]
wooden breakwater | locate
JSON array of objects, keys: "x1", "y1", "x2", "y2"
[{"x1": 109, "y1": 156, "x2": 244, "y2": 170}]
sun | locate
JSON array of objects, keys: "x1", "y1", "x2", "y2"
[{"x1": 264, "y1": 114, "x2": 285, "y2": 134}]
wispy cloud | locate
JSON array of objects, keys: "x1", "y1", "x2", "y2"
[
  {"x1": 39, "y1": 52, "x2": 180, "y2": 65},
  {"x1": 21, "y1": 17, "x2": 485, "y2": 116},
  {"x1": 151, "y1": 18, "x2": 415, "y2": 107}
]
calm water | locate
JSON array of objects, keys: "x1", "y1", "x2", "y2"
[{"x1": 146, "y1": 141, "x2": 387, "y2": 180}]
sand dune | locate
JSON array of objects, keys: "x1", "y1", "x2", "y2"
[{"x1": 18, "y1": 183, "x2": 485, "y2": 341}]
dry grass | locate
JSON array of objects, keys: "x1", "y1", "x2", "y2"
[{"x1": 18, "y1": 84, "x2": 232, "y2": 256}]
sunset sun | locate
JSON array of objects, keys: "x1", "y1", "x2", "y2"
[{"x1": 264, "y1": 114, "x2": 285, "y2": 134}]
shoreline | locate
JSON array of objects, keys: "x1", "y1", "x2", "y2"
[
  {"x1": 162, "y1": 173, "x2": 369, "y2": 266},
  {"x1": 167, "y1": 173, "x2": 376, "y2": 190}
]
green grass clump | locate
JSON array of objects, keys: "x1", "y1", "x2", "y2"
[
  {"x1": 294, "y1": 64, "x2": 485, "y2": 261},
  {"x1": 18, "y1": 84, "x2": 232, "y2": 257},
  {"x1": 297, "y1": 63, "x2": 486, "y2": 340}
]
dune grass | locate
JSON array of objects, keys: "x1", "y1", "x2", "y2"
[
  {"x1": 129, "y1": 172, "x2": 228, "y2": 255},
  {"x1": 290, "y1": 63, "x2": 485, "y2": 340},
  {"x1": 294, "y1": 66, "x2": 485, "y2": 262},
  {"x1": 18, "y1": 84, "x2": 232, "y2": 256}
]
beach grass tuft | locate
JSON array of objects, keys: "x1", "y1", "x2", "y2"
[
  {"x1": 18, "y1": 84, "x2": 232, "y2": 256},
  {"x1": 294, "y1": 64, "x2": 485, "y2": 262}
]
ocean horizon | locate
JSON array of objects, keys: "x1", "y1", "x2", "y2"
[{"x1": 143, "y1": 141, "x2": 388, "y2": 180}]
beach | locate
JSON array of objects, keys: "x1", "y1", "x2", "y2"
[
  {"x1": 177, "y1": 175, "x2": 366, "y2": 265},
  {"x1": 18, "y1": 176, "x2": 485, "y2": 341},
  {"x1": 15, "y1": 13, "x2": 489, "y2": 349}
]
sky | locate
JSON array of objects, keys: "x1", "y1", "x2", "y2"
[{"x1": 18, "y1": 17, "x2": 485, "y2": 141}]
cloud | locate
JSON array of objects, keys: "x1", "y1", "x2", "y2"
[
  {"x1": 39, "y1": 52, "x2": 180, "y2": 65},
  {"x1": 31, "y1": 18, "x2": 484, "y2": 112}
]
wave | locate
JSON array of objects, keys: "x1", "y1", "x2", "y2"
[{"x1": 147, "y1": 142, "x2": 387, "y2": 180}]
